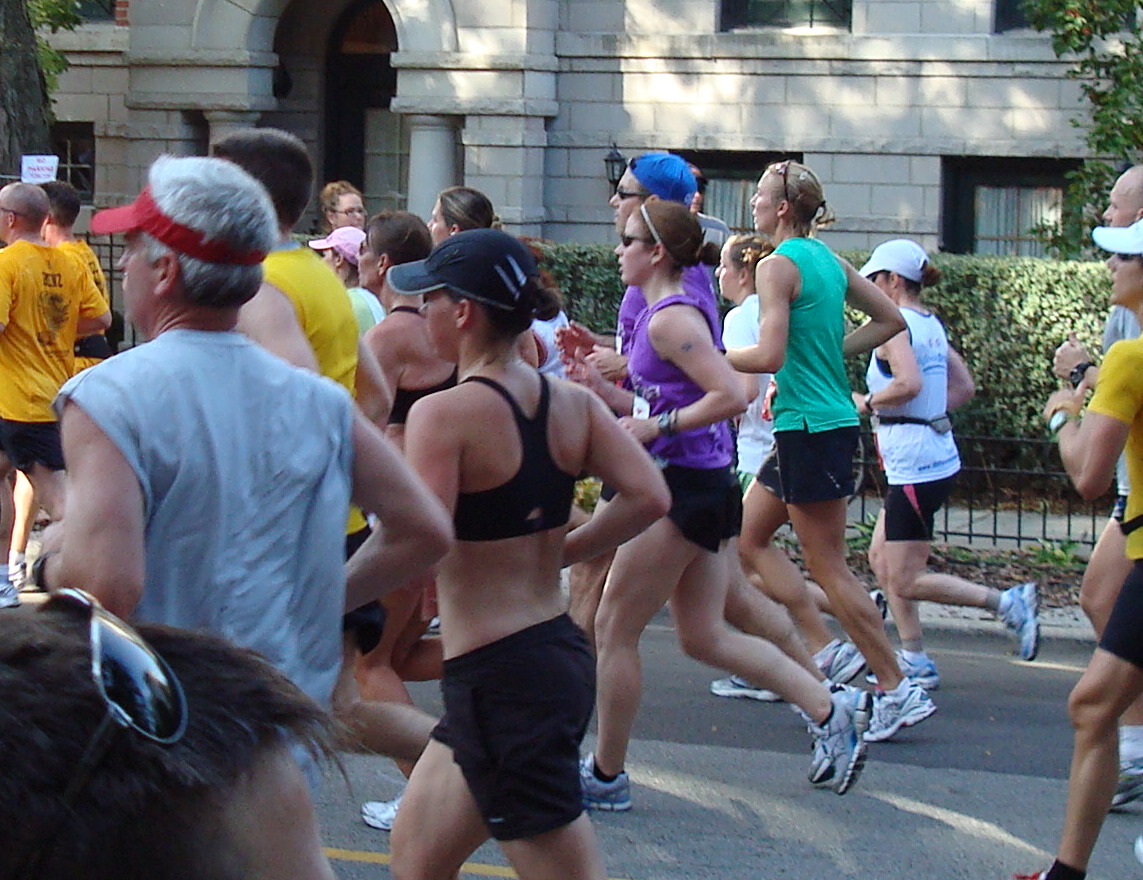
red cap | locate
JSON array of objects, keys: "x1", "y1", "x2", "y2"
[{"x1": 90, "y1": 187, "x2": 268, "y2": 266}]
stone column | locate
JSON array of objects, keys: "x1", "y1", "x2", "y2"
[
  {"x1": 405, "y1": 115, "x2": 457, "y2": 222},
  {"x1": 204, "y1": 110, "x2": 262, "y2": 149}
]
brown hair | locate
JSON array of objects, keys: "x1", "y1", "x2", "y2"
[
  {"x1": 520, "y1": 236, "x2": 565, "y2": 322},
  {"x1": 319, "y1": 180, "x2": 364, "y2": 230},
  {"x1": 723, "y1": 233, "x2": 773, "y2": 278},
  {"x1": 212, "y1": 128, "x2": 313, "y2": 229},
  {"x1": 365, "y1": 210, "x2": 432, "y2": 267},
  {"x1": 635, "y1": 196, "x2": 720, "y2": 270},
  {"x1": 764, "y1": 160, "x2": 835, "y2": 234},
  {"x1": 437, "y1": 186, "x2": 498, "y2": 232},
  {"x1": 0, "y1": 612, "x2": 332, "y2": 880}
]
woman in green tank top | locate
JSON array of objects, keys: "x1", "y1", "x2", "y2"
[{"x1": 725, "y1": 161, "x2": 937, "y2": 742}]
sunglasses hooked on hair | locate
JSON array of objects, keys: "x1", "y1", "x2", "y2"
[{"x1": 13, "y1": 587, "x2": 188, "y2": 878}]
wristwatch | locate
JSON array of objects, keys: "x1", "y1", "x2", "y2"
[{"x1": 1069, "y1": 362, "x2": 1094, "y2": 389}]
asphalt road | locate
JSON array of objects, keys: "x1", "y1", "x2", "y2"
[{"x1": 316, "y1": 615, "x2": 1143, "y2": 880}]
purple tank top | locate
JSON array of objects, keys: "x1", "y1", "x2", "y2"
[
  {"x1": 626, "y1": 293, "x2": 734, "y2": 469},
  {"x1": 616, "y1": 264, "x2": 724, "y2": 355}
]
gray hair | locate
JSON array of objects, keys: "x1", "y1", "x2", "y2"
[{"x1": 141, "y1": 156, "x2": 276, "y2": 308}]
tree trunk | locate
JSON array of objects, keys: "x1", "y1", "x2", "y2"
[{"x1": 0, "y1": 0, "x2": 52, "y2": 180}]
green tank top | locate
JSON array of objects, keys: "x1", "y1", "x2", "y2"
[{"x1": 772, "y1": 237, "x2": 860, "y2": 433}]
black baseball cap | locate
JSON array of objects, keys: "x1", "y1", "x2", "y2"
[{"x1": 388, "y1": 228, "x2": 537, "y2": 311}]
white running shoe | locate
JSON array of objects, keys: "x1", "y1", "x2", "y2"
[
  {"x1": 863, "y1": 681, "x2": 937, "y2": 742},
  {"x1": 999, "y1": 582, "x2": 1040, "y2": 661},
  {"x1": 1113, "y1": 760, "x2": 1143, "y2": 808},
  {"x1": 807, "y1": 687, "x2": 872, "y2": 794},
  {"x1": 710, "y1": 675, "x2": 783, "y2": 702},
  {"x1": 866, "y1": 650, "x2": 940, "y2": 690},
  {"x1": 361, "y1": 793, "x2": 403, "y2": 832},
  {"x1": 813, "y1": 639, "x2": 866, "y2": 685}
]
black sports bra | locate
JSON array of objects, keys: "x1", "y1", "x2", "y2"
[
  {"x1": 389, "y1": 368, "x2": 458, "y2": 426},
  {"x1": 453, "y1": 375, "x2": 577, "y2": 542}
]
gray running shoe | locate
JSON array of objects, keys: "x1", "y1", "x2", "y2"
[
  {"x1": 0, "y1": 580, "x2": 19, "y2": 609},
  {"x1": 580, "y1": 753, "x2": 631, "y2": 812},
  {"x1": 863, "y1": 681, "x2": 937, "y2": 743},
  {"x1": 808, "y1": 687, "x2": 872, "y2": 794},
  {"x1": 361, "y1": 793, "x2": 403, "y2": 831},
  {"x1": 1000, "y1": 582, "x2": 1040, "y2": 661},
  {"x1": 813, "y1": 639, "x2": 866, "y2": 685},
  {"x1": 710, "y1": 675, "x2": 783, "y2": 702},
  {"x1": 1113, "y1": 761, "x2": 1143, "y2": 808}
]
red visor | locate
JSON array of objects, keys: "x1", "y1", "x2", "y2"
[{"x1": 90, "y1": 187, "x2": 267, "y2": 266}]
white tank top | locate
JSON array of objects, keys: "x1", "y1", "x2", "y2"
[{"x1": 866, "y1": 307, "x2": 960, "y2": 485}]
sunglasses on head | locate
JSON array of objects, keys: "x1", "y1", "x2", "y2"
[{"x1": 13, "y1": 588, "x2": 188, "y2": 878}]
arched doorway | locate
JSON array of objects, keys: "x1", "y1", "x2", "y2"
[{"x1": 324, "y1": 0, "x2": 405, "y2": 210}]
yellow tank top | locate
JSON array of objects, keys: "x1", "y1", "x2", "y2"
[{"x1": 264, "y1": 246, "x2": 366, "y2": 536}]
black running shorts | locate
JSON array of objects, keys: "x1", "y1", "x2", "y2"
[
  {"x1": 432, "y1": 614, "x2": 595, "y2": 841},
  {"x1": 757, "y1": 426, "x2": 858, "y2": 505}
]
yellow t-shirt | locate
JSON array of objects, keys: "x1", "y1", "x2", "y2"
[
  {"x1": 57, "y1": 239, "x2": 109, "y2": 306},
  {"x1": 263, "y1": 247, "x2": 358, "y2": 395},
  {"x1": 0, "y1": 239, "x2": 106, "y2": 421},
  {"x1": 1089, "y1": 336, "x2": 1143, "y2": 559},
  {"x1": 58, "y1": 239, "x2": 112, "y2": 374},
  {"x1": 263, "y1": 245, "x2": 366, "y2": 535}
]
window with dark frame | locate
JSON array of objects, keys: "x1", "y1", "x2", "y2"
[
  {"x1": 993, "y1": 0, "x2": 1030, "y2": 32},
  {"x1": 76, "y1": 0, "x2": 115, "y2": 21},
  {"x1": 721, "y1": 0, "x2": 852, "y2": 31},
  {"x1": 941, "y1": 156, "x2": 1081, "y2": 257},
  {"x1": 678, "y1": 150, "x2": 802, "y2": 233},
  {"x1": 50, "y1": 122, "x2": 96, "y2": 203}
]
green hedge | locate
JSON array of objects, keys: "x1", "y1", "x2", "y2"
[{"x1": 538, "y1": 242, "x2": 1112, "y2": 446}]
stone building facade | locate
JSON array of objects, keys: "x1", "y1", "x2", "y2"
[{"x1": 49, "y1": 0, "x2": 1085, "y2": 255}]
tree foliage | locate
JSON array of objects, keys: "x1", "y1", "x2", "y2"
[
  {"x1": 1023, "y1": 0, "x2": 1143, "y2": 257},
  {"x1": 27, "y1": 0, "x2": 82, "y2": 93}
]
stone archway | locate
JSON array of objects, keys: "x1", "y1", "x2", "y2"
[
  {"x1": 189, "y1": 0, "x2": 457, "y2": 60},
  {"x1": 323, "y1": 1, "x2": 399, "y2": 203}
]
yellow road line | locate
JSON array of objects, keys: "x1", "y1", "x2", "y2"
[
  {"x1": 324, "y1": 848, "x2": 516, "y2": 877},
  {"x1": 324, "y1": 847, "x2": 633, "y2": 880}
]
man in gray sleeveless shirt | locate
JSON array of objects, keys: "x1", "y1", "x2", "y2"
[{"x1": 35, "y1": 156, "x2": 452, "y2": 720}]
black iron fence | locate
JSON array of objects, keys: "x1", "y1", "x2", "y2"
[
  {"x1": 82, "y1": 237, "x2": 1115, "y2": 554},
  {"x1": 850, "y1": 433, "x2": 1111, "y2": 553}
]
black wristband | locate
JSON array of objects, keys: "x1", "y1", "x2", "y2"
[{"x1": 1069, "y1": 362, "x2": 1093, "y2": 389}]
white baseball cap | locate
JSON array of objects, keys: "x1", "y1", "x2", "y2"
[
  {"x1": 1092, "y1": 217, "x2": 1143, "y2": 255},
  {"x1": 859, "y1": 239, "x2": 929, "y2": 283}
]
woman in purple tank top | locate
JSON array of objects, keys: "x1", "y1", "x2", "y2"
[{"x1": 568, "y1": 198, "x2": 876, "y2": 809}]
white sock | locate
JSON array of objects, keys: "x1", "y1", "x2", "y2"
[
  {"x1": 900, "y1": 649, "x2": 930, "y2": 665},
  {"x1": 1121, "y1": 725, "x2": 1143, "y2": 765}
]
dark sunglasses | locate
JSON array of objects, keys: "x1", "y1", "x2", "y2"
[
  {"x1": 620, "y1": 234, "x2": 656, "y2": 248},
  {"x1": 14, "y1": 588, "x2": 188, "y2": 878},
  {"x1": 614, "y1": 187, "x2": 648, "y2": 201}
]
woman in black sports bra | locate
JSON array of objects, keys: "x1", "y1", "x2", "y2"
[{"x1": 387, "y1": 229, "x2": 669, "y2": 880}]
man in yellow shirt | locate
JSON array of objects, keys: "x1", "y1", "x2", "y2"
[
  {"x1": 0, "y1": 184, "x2": 110, "y2": 603},
  {"x1": 41, "y1": 180, "x2": 114, "y2": 372}
]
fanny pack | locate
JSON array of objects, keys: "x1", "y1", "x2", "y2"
[
  {"x1": 1121, "y1": 514, "x2": 1143, "y2": 537},
  {"x1": 872, "y1": 413, "x2": 953, "y2": 435}
]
